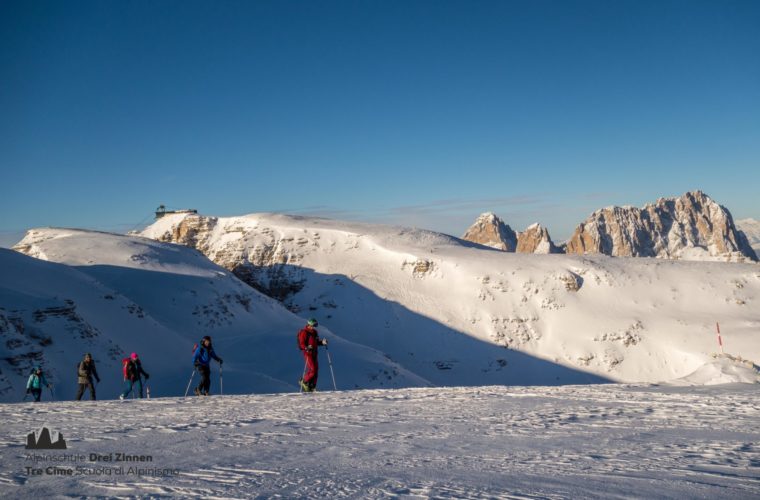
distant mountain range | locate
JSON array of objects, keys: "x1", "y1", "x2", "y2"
[
  {"x1": 462, "y1": 191, "x2": 758, "y2": 262},
  {"x1": 3, "y1": 192, "x2": 759, "y2": 402}
]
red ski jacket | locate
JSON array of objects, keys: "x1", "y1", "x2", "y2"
[{"x1": 298, "y1": 326, "x2": 320, "y2": 352}]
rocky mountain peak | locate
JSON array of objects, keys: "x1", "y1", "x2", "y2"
[
  {"x1": 516, "y1": 223, "x2": 560, "y2": 254},
  {"x1": 566, "y1": 190, "x2": 758, "y2": 261},
  {"x1": 462, "y1": 215, "x2": 561, "y2": 254},
  {"x1": 461, "y1": 213, "x2": 518, "y2": 251}
]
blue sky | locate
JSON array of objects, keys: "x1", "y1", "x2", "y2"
[{"x1": 2, "y1": 0, "x2": 759, "y2": 246}]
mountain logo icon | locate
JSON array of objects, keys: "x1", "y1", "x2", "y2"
[{"x1": 26, "y1": 426, "x2": 67, "y2": 450}]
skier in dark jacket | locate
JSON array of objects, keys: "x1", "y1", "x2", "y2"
[
  {"x1": 297, "y1": 318, "x2": 327, "y2": 392},
  {"x1": 192, "y1": 336, "x2": 222, "y2": 396},
  {"x1": 120, "y1": 352, "x2": 150, "y2": 400},
  {"x1": 76, "y1": 353, "x2": 100, "y2": 400},
  {"x1": 26, "y1": 366, "x2": 52, "y2": 402}
]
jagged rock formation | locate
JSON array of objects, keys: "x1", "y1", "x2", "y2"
[
  {"x1": 462, "y1": 214, "x2": 559, "y2": 254},
  {"x1": 516, "y1": 224, "x2": 560, "y2": 254},
  {"x1": 565, "y1": 191, "x2": 758, "y2": 262},
  {"x1": 461, "y1": 213, "x2": 517, "y2": 251}
]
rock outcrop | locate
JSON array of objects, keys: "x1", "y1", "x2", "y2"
[
  {"x1": 144, "y1": 214, "x2": 309, "y2": 302},
  {"x1": 516, "y1": 223, "x2": 560, "y2": 254},
  {"x1": 565, "y1": 191, "x2": 758, "y2": 262},
  {"x1": 461, "y1": 213, "x2": 517, "y2": 251},
  {"x1": 462, "y1": 214, "x2": 560, "y2": 254}
]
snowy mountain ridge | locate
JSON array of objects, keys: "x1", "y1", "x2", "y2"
[
  {"x1": 139, "y1": 212, "x2": 760, "y2": 386},
  {"x1": 2, "y1": 229, "x2": 427, "y2": 403},
  {"x1": 463, "y1": 191, "x2": 757, "y2": 262}
]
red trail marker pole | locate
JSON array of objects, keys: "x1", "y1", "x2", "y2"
[{"x1": 716, "y1": 322, "x2": 724, "y2": 354}]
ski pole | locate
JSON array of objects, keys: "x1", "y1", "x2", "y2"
[
  {"x1": 219, "y1": 364, "x2": 223, "y2": 396},
  {"x1": 299, "y1": 358, "x2": 308, "y2": 393},
  {"x1": 325, "y1": 346, "x2": 337, "y2": 391},
  {"x1": 184, "y1": 369, "x2": 196, "y2": 397},
  {"x1": 49, "y1": 387, "x2": 55, "y2": 401}
]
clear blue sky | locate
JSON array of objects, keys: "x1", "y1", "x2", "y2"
[{"x1": 2, "y1": 0, "x2": 759, "y2": 246}]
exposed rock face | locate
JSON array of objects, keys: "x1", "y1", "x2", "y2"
[
  {"x1": 160, "y1": 214, "x2": 219, "y2": 250},
  {"x1": 147, "y1": 214, "x2": 308, "y2": 301},
  {"x1": 462, "y1": 214, "x2": 560, "y2": 254},
  {"x1": 516, "y1": 224, "x2": 560, "y2": 254},
  {"x1": 462, "y1": 213, "x2": 517, "y2": 251},
  {"x1": 565, "y1": 191, "x2": 758, "y2": 262}
]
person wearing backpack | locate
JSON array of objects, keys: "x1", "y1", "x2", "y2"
[
  {"x1": 26, "y1": 366, "x2": 52, "y2": 402},
  {"x1": 297, "y1": 318, "x2": 327, "y2": 392},
  {"x1": 76, "y1": 353, "x2": 100, "y2": 400},
  {"x1": 119, "y1": 353, "x2": 150, "y2": 400},
  {"x1": 192, "y1": 336, "x2": 223, "y2": 396}
]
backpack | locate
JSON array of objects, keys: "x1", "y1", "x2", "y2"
[{"x1": 122, "y1": 358, "x2": 134, "y2": 379}]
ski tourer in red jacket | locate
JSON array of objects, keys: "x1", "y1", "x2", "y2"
[{"x1": 298, "y1": 318, "x2": 327, "y2": 392}]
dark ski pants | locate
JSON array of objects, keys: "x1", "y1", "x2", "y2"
[
  {"x1": 30, "y1": 389, "x2": 42, "y2": 402},
  {"x1": 303, "y1": 351, "x2": 319, "y2": 389},
  {"x1": 121, "y1": 378, "x2": 143, "y2": 399},
  {"x1": 76, "y1": 381, "x2": 96, "y2": 400},
  {"x1": 196, "y1": 364, "x2": 211, "y2": 395}
]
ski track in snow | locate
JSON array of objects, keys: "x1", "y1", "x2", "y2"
[{"x1": 1, "y1": 384, "x2": 759, "y2": 498}]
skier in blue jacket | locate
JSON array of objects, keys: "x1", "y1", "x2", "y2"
[
  {"x1": 26, "y1": 366, "x2": 52, "y2": 402},
  {"x1": 192, "y1": 335, "x2": 223, "y2": 396}
]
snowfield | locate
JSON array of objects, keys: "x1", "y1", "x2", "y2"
[
  {"x1": 1, "y1": 384, "x2": 758, "y2": 498},
  {"x1": 0, "y1": 230, "x2": 426, "y2": 404},
  {"x1": 141, "y1": 213, "x2": 760, "y2": 385}
]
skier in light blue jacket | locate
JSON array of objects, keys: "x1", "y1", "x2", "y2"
[{"x1": 26, "y1": 366, "x2": 52, "y2": 402}]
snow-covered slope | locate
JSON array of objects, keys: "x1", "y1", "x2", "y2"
[
  {"x1": 737, "y1": 218, "x2": 760, "y2": 255},
  {"x1": 1, "y1": 229, "x2": 427, "y2": 402},
  {"x1": 142, "y1": 213, "x2": 760, "y2": 385},
  {"x1": 2, "y1": 384, "x2": 759, "y2": 498},
  {"x1": 670, "y1": 354, "x2": 760, "y2": 386}
]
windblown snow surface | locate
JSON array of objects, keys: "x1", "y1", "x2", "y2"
[{"x1": 1, "y1": 383, "x2": 759, "y2": 498}]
